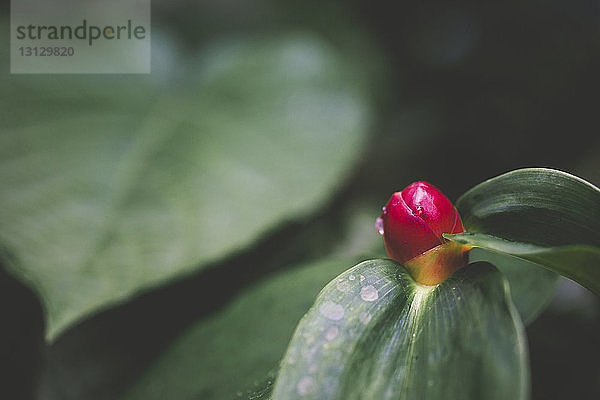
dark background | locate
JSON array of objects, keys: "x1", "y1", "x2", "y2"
[{"x1": 1, "y1": 0, "x2": 600, "y2": 399}]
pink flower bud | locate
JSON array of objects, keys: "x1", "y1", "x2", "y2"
[{"x1": 376, "y1": 181, "x2": 468, "y2": 285}]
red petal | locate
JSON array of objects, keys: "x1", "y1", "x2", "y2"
[
  {"x1": 400, "y1": 181, "x2": 462, "y2": 237},
  {"x1": 382, "y1": 192, "x2": 442, "y2": 263}
]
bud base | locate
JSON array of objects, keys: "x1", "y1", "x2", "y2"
[{"x1": 404, "y1": 241, "x2": 470, "y2": 286}]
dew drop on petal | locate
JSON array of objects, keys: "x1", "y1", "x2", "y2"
[
  {"x1": 348, "y1": 274, "x2": 355, "y2": 281},
  {"x1": 360, "y1": 285, "x2": 379, "y2": 302},
  {"x1": 375, "y1": 217, "x2": 385, "y2": 235},
  {"x1": 413, "y1": 206, "x2": 424, "y2": 216},
  {"x1": 319, "y1": 301, "x2": 345, "y2": 320}
]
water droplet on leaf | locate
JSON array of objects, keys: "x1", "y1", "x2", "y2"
[
  {"x1": 325, "y1": 326, "x2": 339, "y2": 341},
  {"x1": 297, "y1": 376, "x2": 315, "y2": 396},
  {"x1": 359, "y1": 312, "x2": 372, "y2": 324},
  {"x1": 319, "y1": 301, "x2": 345, "y2": 320},
  {"x1": 336, "y1": 280, "x2": 351, "y2": 293},
  {"x1": 360, "y1": 285, "x2": 379, "y2": 302}
]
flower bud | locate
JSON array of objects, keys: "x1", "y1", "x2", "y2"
[{"x1": 376, "y1": 181, "x2": 468, "y2": 285}]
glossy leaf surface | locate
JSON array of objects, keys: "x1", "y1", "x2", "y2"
[
  {"x1": 271, "y1": 259, "x2": 528, "y2": 400},
  {"x1": 0, "y1": 34, "x2": 371, "y2": 341},
  {"x1": 455, "y1": 168, "x2": 600, "y2": 247},
  {"x1": 449, "y1": 233, "x2": 600, "y2": 296},
  {"x1": 468, "y1": 248, "x2": 558, "y2": 324},
  {"x1": 452, "y1": 168, "x2": 600, "y2": 296}
]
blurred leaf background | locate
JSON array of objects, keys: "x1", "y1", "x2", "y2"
[{"x1": 1, "y1": 0, "x2": 600, "y2": 399}]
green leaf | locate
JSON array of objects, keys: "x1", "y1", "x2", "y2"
[
  {"x1": 451, "y1": 168, "x2": 600, "y2": 296},
  {"x1": 242, "y1": 371, "x2": 277, "y2": 400},
  {"x1": 271, "y1": 259, "x2": 529, "y2": 400},
  {"x1": 455, "y1": 168, "x2": 600, "y2": 247},
  {"x1": 448, "y1": 233, "x2": 600, "y2": 296},
  {"x1": 468, "y1": 248, "x2": 558, "y2": 324},
  {"x1": 121, "y1": 257, "x2": 356, "y2": 400},
  {"x1": 0, "y1": 34, "x2": 372, "y2": 341}
]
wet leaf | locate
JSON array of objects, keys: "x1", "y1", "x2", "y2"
[{"x1": 271, "y1": 259, "x2": 528, "y2": 400}]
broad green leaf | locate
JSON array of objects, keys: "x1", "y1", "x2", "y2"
[
  {"x1": 468, "y1": 248, "x2": 558, "y2": 324},
  {"x1": 0, "y1": 34, "x2": 372, "y2": 341},
  {"x1": 452, "y1": 168, "x2": 600, "y2": 296},
  {"x1": 455, "y1": 168, "x2": 600, "y2": 247},
  {"x1": 271, "y1": 259, "x2": 529, "y2": 400},
  {"x1": 448, "y1": 233, "x2": 600, "y2": 296},
  {"x1": 121, "y1": 257, "x2": 357, "y2": 400}
]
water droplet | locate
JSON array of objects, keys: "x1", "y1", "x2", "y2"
[
  {"x1": 336, "y1": 280, "x2": 351, "y2": 293},
  {"x1": 360, "y1": 285, "x2": 379, "y2": 302},
  {"x1": 306, "y1": 344, "x2": 319, "y2": 359},
  {"x1": 349, "y1": 274, "x2": 355, "y2": 281},
  {"x1": 319, "y1": 301, "x2": 345, "y2": 320},
  {"x1": 297, "y1": 376, "x2": 315, "y2": 396},
  {"x1": 359, "y1": 312, "x2": 372, "y2": 325},
  {"x1": 375, "y1": 217, "x2": 385, "y2": 235},
  {"x1": 325, "y1": 326, "x2": 339, "y2": 341},
  {"x1": 412, "y1": 206, "x2": 424, "y2": 216},
  {"x1": 360, "y1": 274, "x2": 365, "y2": 282}
]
